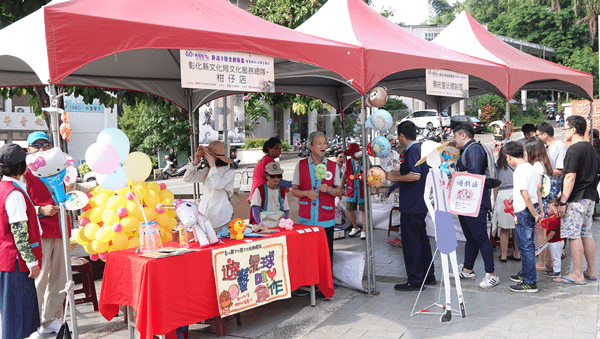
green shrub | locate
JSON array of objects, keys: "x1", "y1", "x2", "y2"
[{"x1": 243, "y1": 138, "x2": 291, "y2": 151}]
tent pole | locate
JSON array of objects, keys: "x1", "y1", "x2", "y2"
[
  {"x1": 223, "y1": 96, "x2": 229, "y2": 159},
  {"x1": 48, "y1": 84, "x2": 79, "y2": 339},
  {"x1": 186, "y1": 89, "x2": 199, "y2": 201},
  {"x1": 337, "y1": 88, "x2": 347, "y2": 150},
  {"x1": 505, "y1": 101, "x2": 510, "y2": 139},
  {"x1": 360, "y1": 98, "x2": 376, "y2": 295}
]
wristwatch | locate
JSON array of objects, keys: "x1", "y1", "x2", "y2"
[{"x1": 559, "y1": 201, "x2": 567, "y2": 206}]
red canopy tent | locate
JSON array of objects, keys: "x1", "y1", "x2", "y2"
[{"x1": 433, "y1": 11, "x2": 593, "y2": 101}]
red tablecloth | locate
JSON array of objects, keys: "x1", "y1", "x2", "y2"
[{"x1": 99, "y1": 224, "x2": 333, "y2": 339}]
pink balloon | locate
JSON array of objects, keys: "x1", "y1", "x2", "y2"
[
  {"x1": 79, "y1": 217, "x2": 90, "y2": 227},
  {"x1": 85, "y1": 143, "x2": 120, "y2": 174},
  {"x1": 155, "y1": 204, "x2": 165, "y2": 214},
  {"x1": 90, "y1": 254, "x2": 99, "y2": 261},
  {"x1": 112, "y1": 223, "x2": 122, "y2": 232},
  {"x1": 125, "y1": 192, "x2": 135, "y2": 201},
  {"x1": 117, "y1": 207, "x2": 128, "y2": 218},
  {"x1": 228, "y1": 284, "x2": 239, "y2": 300},
  {"x1": 159, "y1": 183, "x2": 167, "y2": 190},
  {"x1": 98, "y1": 252, "x2": 108, "y2": 261}
]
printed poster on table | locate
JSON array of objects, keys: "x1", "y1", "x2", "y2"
[
  {"x1": 212, "y1": 237, "x2": 291, "y2": 317},
  {"x1": 449, "y1": 172, "x2": 485, "y2": 217},
  {"x1": 181, "y1": 49, "x2": 274, "y2": 92}
]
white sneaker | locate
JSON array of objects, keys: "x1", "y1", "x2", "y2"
[
  {"x1": 40, "y1": 318, "x2": 62, "y2": 334},
  {"x1": 479, "y1": 274, "x2": 500, "y2": 288},
  {"x1": 348, "y1": 228, "x2": 360, "y2": 237},
  {"x1": 360, "y1": 231, "x2": 366, "y2": 239},
  {"x1": 449, "y1": 265, "x2": 476, "y2": 279}
]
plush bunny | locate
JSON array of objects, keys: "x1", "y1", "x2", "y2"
[{"x1": 174, "y1": 200, "x2": 219, "y2": 248}]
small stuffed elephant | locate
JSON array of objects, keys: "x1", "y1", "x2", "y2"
[{"x1": 174, "y1": 200, "x2": 219, "y2": 248}]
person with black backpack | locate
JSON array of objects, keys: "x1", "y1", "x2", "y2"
[{"x1": 451, "y1": 124, "x2": 499, "y2": 289}]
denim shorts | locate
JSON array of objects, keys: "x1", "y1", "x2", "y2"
[{"x1": 561, "y1": 199, "x2": 594, "y2": 239}]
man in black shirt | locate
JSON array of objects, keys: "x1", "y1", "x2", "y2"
[{"x1": 556, "y1": 115, "x2": 597, "y2": 284}]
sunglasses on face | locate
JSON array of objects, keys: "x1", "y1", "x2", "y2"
[
  {"x1": 29, "y1": 142, "x2": 52, "y2": 149},
  {"x1": 268, "y1": 174, "x2": 283, "y2": 179}
]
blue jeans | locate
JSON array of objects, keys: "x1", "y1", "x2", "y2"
[{"x1": 515, "y1": 206, "x2": 538, "y2": 285}]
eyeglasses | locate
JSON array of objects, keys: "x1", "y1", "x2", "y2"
[
  {"x1": 535, "y1": 133, "x2": 543, "y2": 137},
  {"x1": 268, "y1": 174, "x2": 283, "y2": 179},
  {"x1": 29, "y1": 142, "x2": 51, "y2": 149}
]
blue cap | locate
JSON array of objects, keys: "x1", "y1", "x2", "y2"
[{"x1": 27, "y1": 131, "x2": 51, "y2": 145}]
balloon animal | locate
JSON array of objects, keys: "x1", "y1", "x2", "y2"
[
  {"x1": 60, "y1": 111, "x2": 71, "y2": 141},
  {"x1": 174, "y1": 200, "x2": 219, "y2": 247}
]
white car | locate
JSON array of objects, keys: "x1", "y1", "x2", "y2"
[{"x1": 400, "y1": 109, "x2": 450, "y2": 129}]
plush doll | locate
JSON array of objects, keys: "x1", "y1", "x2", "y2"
[
  {"x1": 174, "y1": 200, "x2": 219, "y2": 248},
  {"x1": 365, "y1": 86, "x2": 388, "y2": 108}
]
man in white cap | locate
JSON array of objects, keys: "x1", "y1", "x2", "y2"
[{"x1": 250, "y1": 162, "x2": 289, "y2": 225}]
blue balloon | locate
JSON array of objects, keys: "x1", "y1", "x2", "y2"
[
  {"x1": 96, "y1": 166, "x2": 127, "y2": 191},
  {"x1": 365, "y1": 109, "x2": 393, "y2": 131},
  {"x1": 371, "y1": 136, "x2": 392, "y2": 158},
  {"x1": 40, "y1": 169, "x2": 67, "y2": 203},
  {"x1": 97, "y1": 128, "x2": 130, "y2": 164}
]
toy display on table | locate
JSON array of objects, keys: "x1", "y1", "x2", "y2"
[
  {"x1": 229, "y1": 218, "x2": 247, "y2": 240},
  {"x1": 366, "y1": 167, "x2": 386, "y2": 188},
  {"x1": 279, "y1": 218, "x2": 294, "y2": 231},
  {"x1": 174, "y1": 199, "x2": 219, "y2": 248}
]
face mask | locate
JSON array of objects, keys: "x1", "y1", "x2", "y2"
[{"x1": 354, "y1": 151, "x2": 363, "y2": 158}]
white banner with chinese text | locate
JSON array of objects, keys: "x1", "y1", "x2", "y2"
[
  {"x1": 426, "y1": 69, "x2": 469, "y2": 98},
  {"x1": 181, "y1": 50, "x2": 275, "y2": 92},
  {"x1": 449, "y1": 172, "x2": 485, "y2": 217},
  {"x1": 212, "y1": 236, "x2": 290, "y2": 317},
  {"x1": 0, "y1": 112, "x2": 46, "y2": 131}
]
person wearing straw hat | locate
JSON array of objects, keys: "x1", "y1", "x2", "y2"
[
  {"x1": 183, "y1": 140, "x2": 235, "y2": 230},
  {"x1": 386, "y1": 121, "x2": 436, "y2": 291},
  {"x1": 0, "y1": 144, "x2": 43, "y2": 339}
]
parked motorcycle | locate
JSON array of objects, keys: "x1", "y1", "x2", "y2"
[
  {"x1": 230, "y1": 150, "x2": 241, "y2": 169},
  {"x1": 298, "y1": 139, "x2": 309, "y2": 157},
  {"x1": 161, "y1": 155, "x2": 187, "y2": 180}
]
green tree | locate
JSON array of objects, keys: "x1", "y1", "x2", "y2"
[
  {"x1": 572, "y1": 0, "x2": 600, "y2": 45},
  {"x1": 428, "y1": 0, "x2": 458, "y2": 24},
  {"x1": 243, "y1": 93, "x2": 271, "y2": 137},
  {"x1": 563, "y1": 46, "x2": 599, "y2": 94},
  {"x1": 118, "y1": 100, "x2": 195, "y2": 167},
  {"x1": 381, "y1": 97, "x2": 408, "y2": 111}
]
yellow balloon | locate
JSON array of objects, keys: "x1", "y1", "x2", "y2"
[
  {"x1": 84, "y1": 222, "x2": 100, "y2": 240},
  {"x1": 92, "y1": 240, "x2": 109, "y2": 253},
  {"x1": 107, "y1": 245, "x2": 117, "y2": 253},
  {"x1": 159, "y1": 228, "x2": 171, "y2": 243},
  {"x1": 143, "y1": 206, "x2": 157, "y2": 221},
  {"x1": 165, "y1": 209, "x2": 177, "y2": 218},
  {"x1": 166, "y1": 216, "x2": 177, "y2": 231},
  {"x1": 116, "y1": 187, "x2": 129, "y2": 197},
  {"x1": 79, "y1": 210, "x2": 91, "y2": 219},
  {"x1": 123, "y1": 231, "x2": 134, "y2": 238},
  {"x1": 120, "y1": 217, "x2": 140, "y2": 232},
  {"x1": 143, "y1": 190, "x2": 160, "y2": 207},
  {"x1": 91, "y1": 186, "x2": 101, "y2": 195},
  {"x1": 123, "y1": 152, "x2": 152, "y2": 182},
  {"x1": 88, "y1": 196, "x2": 98, "y2": 209},
  {"x1": 89, "y1": 207, "x2": 104, "y2": 223},
  {"x1": 126, "y1": 201, "x2": 143, "y2": 220},
  {"x1": 160, "y1": 190, "x2": 174, "y2": 204},
  {"x1": 112, "y1": 232, "x2": 128, "y2": 250},
  {"x1": 76, "y1": 228, "x2": 90, "y2": 246},
  {"x1": 132, "y1": 230, "x2": 139, "y2": 238},
  {"x1": 96, "y1": 225, "x2": 115, "y2": 243},
  {"x1": 97, "y1": 187, "x2": 115, "y2": 196},
  {"x1": 156, "y1": 213, "x2": 170, "y2": 228},
  {"x1": 95, "y1": 193, "x2": 111, "y2": 208},
  {"x1": 84, "y1": 241, "x2": 98, "y2": 255},
  {"x1": 106, "y1": 196, "x2": 127, "y2": 211},
  {"x1": 146, "y1": 182, "x2": 160, "y2": 193},
  {"x1": 102, "y1": 209, "x2": 120, "y2": 226},
  {"x1": 127, "y1": 237, "x2": 140, "y2": 249}
]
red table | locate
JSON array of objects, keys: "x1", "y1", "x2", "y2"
[{"x1": 99, "y1": 224, "x2": 334, "y2": 339}]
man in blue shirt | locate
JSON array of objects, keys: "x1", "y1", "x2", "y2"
[
  {"x1": 453, "y1": 124, "x2": 499, "y2": 289},
  {"x1": 387, "y1": 121, "x2": 436, "y2": 290}
]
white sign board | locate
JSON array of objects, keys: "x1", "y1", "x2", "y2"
[
  {"x1": 181, "y1": 50, "x2": 275, "y2": 92},
  {"x1": 449, "y1": 172, "x2": 485, "y2": 217},
  {"x1": 0, "y1": 112, "x2": 46, "y2": 130},
  {"x1": 426, "y1": 69, "x2": 469, "y2": 98}
]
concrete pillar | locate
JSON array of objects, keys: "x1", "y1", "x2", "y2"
[
  {"x1": 326, "y1": 108, "x2": 335, "y2": 138},
  {"x1": 308, "y1": 109, "x2": 317, "y2": 135},
  {"x1": 283, "y1": 107, "x2": 291, "y2": 144},
  {"x1": 521, "y1": 90, "x2": 527, "y2": 111},
  {"x1": 5, "y1": 98, "x2": 12, "y2": 113},
  {"x1": 459, "y1": 100, "x2": 465, "y2": 114}
]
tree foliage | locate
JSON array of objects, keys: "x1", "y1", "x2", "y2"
[{"x1": 243, "y1": 93, "x2": 271, "y2": 137}]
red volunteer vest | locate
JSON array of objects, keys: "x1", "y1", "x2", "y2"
[
  {"x1": 249, "y1": 184, "x2": 287, "y2": 224},
  {"x1": 344, "y1": 158, "x2": 364, "y2": 203},
  {"x1": 0, "y1": 181, "x2": 43, "y2": 272},
  {"x1": 298, "y1": 158, "x2": 336, "y2": 226},
  {"x1": 23, "y1": 169, "x2": 67, "y2": 238}
]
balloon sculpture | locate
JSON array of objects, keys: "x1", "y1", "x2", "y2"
[
  {"x1": 368, "y1": 136, "x2": 392, "y2": 159},
  {"x1": 174, "y1": 199, "x2": 219, "y2": 248},
  {"x1": 59, "y1": 111, "x2": 71, "y2": 141},
  {"x1": 366, "y1": 167, "x2": 386, "y2": 188},
  {"x1": 229, "y1": 218, "x2": 247, "y2": 240},
  {"x1": 26, "y1": 148, "x2": 70, "y2": 203}
]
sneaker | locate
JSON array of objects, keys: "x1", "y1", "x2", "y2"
[
  {"x1": 450, "y1": 265, "x2": 476, "y2": 279},
  {"x1": 546, "y1": 270, "x2": 561, "y2": 277},
  {"x1": 479, "y1": 274, "x2": 500, "y2": 288},
  {"x1": 292, "y1": 288, "x2": 310, "y2": 297},
  {"x1": 387, "y1": 237, "x2": 402, "y2": 247},
  {"x1": 509, "y1": 281, "x2": 538, "y2": 293},
  {"x1": 40, "y1": 318, "x2": 62, "y2": 334},
  {"x1": 348, "y1": 228, "x2": 360, "y2": 237},
  {"x1": 360, "y1": 231, "x2": 366, "y2": 239},
  {"x1": 510, "y1": 272, "x2": 524, "y2": 283}
]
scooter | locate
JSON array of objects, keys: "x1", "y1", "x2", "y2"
[
  {"x1": 230, "y1": 150, "x2": 241, "y2": 169},
  {"x1": 161, "y1": 156, "x2": 187, "y2": 180},
  {"x1": 298, "y1": 139, "x2": 309, "y2": 157}
]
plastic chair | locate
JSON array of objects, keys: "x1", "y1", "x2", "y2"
[
  {"x1": 388, "y1": 206, "x2": 400, "y2": 236},
  {"x1": 71, "y1": 257, "x2": 99, "y2": 311}
]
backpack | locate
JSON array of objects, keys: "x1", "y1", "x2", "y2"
[{"x1": 461, "y1": 141, "x2": 497, "y2": 181}]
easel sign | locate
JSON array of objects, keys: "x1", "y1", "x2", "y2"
[
  {"x1": 212, "y1": 237, "x2": 291, "y2": 317},
  {"x1": 449, "y1": 172, "x2": 485, "y2": 217}
]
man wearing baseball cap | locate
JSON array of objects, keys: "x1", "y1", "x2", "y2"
[
  {"x1": 250, "y1": 162, "x2": 289, "y2": 225},
  {"x1": 341, "y1": 143, "x2": 369, "y2": 239}
]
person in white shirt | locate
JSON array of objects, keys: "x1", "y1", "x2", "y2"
[{"x1": 183, "y1": 141, "x2": 234, "y2": 230}]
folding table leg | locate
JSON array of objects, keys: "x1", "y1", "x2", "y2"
[
  {"x1": 310, "y1": 285, "x2": 316, "y2": 307},
  {"x1": 127, "y1": 306, "x2": 135, "y2": 339}
]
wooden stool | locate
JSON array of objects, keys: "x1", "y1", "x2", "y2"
[{"x1": 71, "y1": 257, "x2": 99, "y2": 311}]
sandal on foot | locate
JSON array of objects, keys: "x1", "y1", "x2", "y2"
[
  {"x1": 507, "y1": 255, "x2": 521, "y2": 262},
  {"x1": 584, "y1": 273, "x2": 597, "y2": 281}
]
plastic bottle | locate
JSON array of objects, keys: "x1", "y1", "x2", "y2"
[
  {"x1": 139, "y1": 222, "x2": 148, "y2": 252},
  {"x1": 178, "y1": 224, "x2": 189, "y2": 248},
  {"x1": 152, "y1": 221, "x2": 163, "y2": 249}
]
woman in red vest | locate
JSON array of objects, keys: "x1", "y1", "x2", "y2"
[
  {"x1": 249, "y1": 137, "x2": 292, "y2": 204},
  {"x1": 292, "y1": 132, "x2": 342, "y2": 298},
  {"x1": 0, "y1": 144, "x2": 43, "y2": 339}
]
